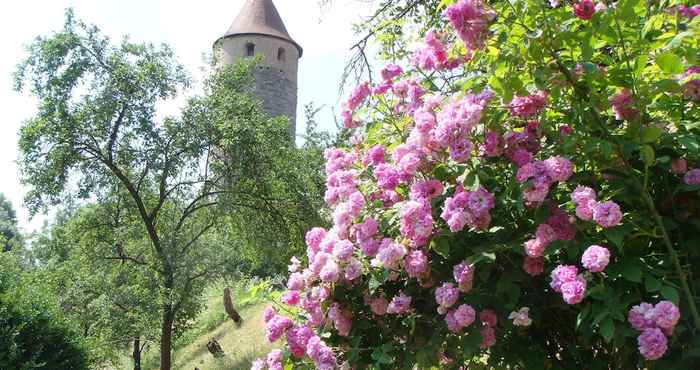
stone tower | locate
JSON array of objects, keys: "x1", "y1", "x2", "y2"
[{"x1": 215, "y1": 0, "x2": 302, "y2": 137}]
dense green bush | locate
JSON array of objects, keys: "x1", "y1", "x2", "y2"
[
  {"x1": 253, "y1": 0, "x2": 700, "y2": 369},
  {"x1": 0, "y1": 255, "x2": 90, "y2": 369}
]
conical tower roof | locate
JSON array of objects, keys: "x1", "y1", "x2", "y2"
[{"x1": 222, "y1": 0, "x2": 303, "y2": 56}]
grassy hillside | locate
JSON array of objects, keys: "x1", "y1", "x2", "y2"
[
  {"x1": 168, "y1": 303, "x2": 273, "y2": 370},
  {"x1": 139, "y1": 279, "x2": 278, "y2": 370}
]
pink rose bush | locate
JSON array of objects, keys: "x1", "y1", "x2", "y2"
[{"x1": 252, "y1": 0, "x2": 700, "y2": 368}]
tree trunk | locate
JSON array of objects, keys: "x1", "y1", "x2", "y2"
[
  {"x1": 159, "y1": 305, "x2": 174, "y2": 370},
  {"x1": 133, "y1": 337, "x2": 142, "y2": 370}
]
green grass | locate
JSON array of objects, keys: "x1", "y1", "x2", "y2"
[
  {"x1": 137, "y1": 279, "x2": 278, "y2": 370},
  {"x1": 166, "y1": 303, "x2": 273, "y2": 370}
]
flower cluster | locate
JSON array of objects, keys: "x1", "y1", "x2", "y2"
[
  {"x1": 440, "y1": 186, "x2": 495, "y2": 232},
  {"x1": 444, "y1": 0, "x2": 496, "y2": 51},
  {"x1": 550, "y1": 265, "x2": 587, "y2": 305},
  {"x1": 628, "y1": 301, "x2": 681, "y2": 360},
  {"x1": 412, "y1": 30, "x2": 465, "y2": 71},
  {"x1": 509, "y1": 90, "x2": 548, "y2": 118},
  {"x1": 478, "y1": 309, "x2": 498, "y2": 348},
  {"x1": 516, "y1": 156, "x2": 573, "y2": 204},
  {"x1": 571, "y1": 186, "x2": 623, "y2": 228},
  {"x1": 609, "y1": 88, "x2": 639, "y2": 121}
]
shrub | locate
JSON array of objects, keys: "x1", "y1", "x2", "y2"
[{"x1": 254, "y1": 0, "x2": 700, "y2": 369}]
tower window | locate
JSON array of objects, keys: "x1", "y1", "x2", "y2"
[
  {"x1": 245, "y1": 43, "x2": 255, "y2": 57},
  {"x1": 277, "y1": 47, "x2": 286, "y2": 62}
]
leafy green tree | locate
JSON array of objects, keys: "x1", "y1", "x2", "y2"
[
  {"x1": 0, "y1": 253, "x2": 91, "y2": 370},
  {"x1": 0, "y1": 194, "x2": 24, "y2": 254},
  {"x1": 14, "y1": 10, "x2": 323, "y2": 369},
  {"x1": 32, "y1": 202, "x2": 161, "y2": 370}
]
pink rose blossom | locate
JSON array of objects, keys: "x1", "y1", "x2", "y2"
[
  {"x1": 581, "y1": 245, "x2": 611, "y2": 273},
  {"x1": 650, "y1": 301, "x2": 681, "y2": 330},
  {"x1": 593, "y1": 200, "x2": 623, "y2": 228},
  {"x1": 287, "y1": 325, "x2": 314, "y2": 358},
  {"x1": 435, "y1": 282, "x2": 460, "y2": 310},
  {"x1": 509, "y1": 90, "x2": 548, "y2": 118},
  {"x1": 404, "y1": 249, "x2": 429, "y2": 278},
  {"x1": 509, "y1": 307, "x2": 532, "y2": 326},
  {"x1": 671, "y1": 158, "x2": 688, "y2": 175},
  {"x1": 387, "y1": 292, "x2": 412, "y2": 314},
  {"x1": 573, "y1": 0, "x2": 596, "y2": 20},
  {"x1": 479, "y1": 326, "x2": 496, "y2": 348},
  {"x1": 561, "y1": 276, "x2": 587, "y2": 305},
  {"x1": 684, "y1": 169, "x2": 700, "y2": 185},
  {"x1": 281, "y1": 290, "x2": 301, "y2": 306},
  {"x1": 523, "y1": 256, "x2": 544, "y2": 276},
  {"x1": 637, "y1": 328, "x2": 668, "y2": 360},
  {"x1": 479, "y1": 309, "x2": 498, "y2": 327},
  {"x1": 444, "y1": 0, "x2": 495, "y2": 51},
  {"x1": 609, "y1": 89, "x2": 639, "y2": 121},
  {"x1": 628, "y1": 303, "x2": 655, "y2": 331},
  {"x1": 550, "y1": 265, "x2": 579, "y2": 293}
]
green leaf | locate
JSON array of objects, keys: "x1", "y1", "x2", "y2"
[
  {"x1": 576, "y1": 304, "x2": 591, "y2": 330},
  {"x1": 645, "y1": 276, "x2": 662, "y2": 292},
  {"x1": 661, "y1": 286, "x2": 680, "y2": 305},
  {"x1": 641, "y1": 126, "x2": 663, "y2": 144},
  {"x1": 600, "y1": 317, "x2": 615, "y2": 343},
  {"x1": 604, "y1": 226, "x2": 630, "y2": 249},
  {"x1": 622, "y1": 263, "x2": 643, "y2": 283},
  {"x1": 430, "y1": 237, "x2": 450, "y2": 259},
  {"x1": 655, "y1": 52, "x2": 683, "y2": 74}
]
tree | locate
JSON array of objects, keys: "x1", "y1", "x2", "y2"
[
  {"x1": 0, "y1": 194, "x2": 24, "y2": 254},
  {"x1": 31, "y1": 202, "x2": 161, "y2": 370},
  {"x1": 0, "y1": 253, "x2": 91, "y2": 369},
  {"x1": 15, "y1": 10, "x2": 324, "y2": 369}
]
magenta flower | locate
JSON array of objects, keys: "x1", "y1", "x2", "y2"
[
  {"x1": 523, "y1": 256, "x2": 544, "y2": 276},
  {"x1": 265, "y1": 314, "x2": 293, "y2": 343},
  {"x1": 381, "y1": 64, "x2": 403, "y2": 81},
  {"x1": 581, "y1": 245, "x2": 611, "y2": 273},
  {"x1": 628, "y1": 303, "x2": 655, "y2": 331},
  {"x1": 684, "y1": 168, "x2": 700, "y2": 185},
  {"x1": 444, "y1": 0, "x2": 495, "y2": 51},
  {"x1": 404, "y1": 249, "x2": 429, "y2": 278},
  {"x1": 435, "y1": 282, "x2": 460, "y2": 310},
  {"x1": 479, "y1": 326, "x2": 497, "y2": 348},
  {"x1": 650, "y1": 301, "x2": 681, "y2": 330},
  {"x1": 509, "y1": 90, "x2": 548, "y2": 118},
  {"x1": 453, "y1": 261, "x2": 475, "y2": 292},
  {"x1": 363, "y1": 144, "x2": 386, "y2": 166},
  {"x1": 281, "y1": 290, "x2": 301, "y2": 306},
  {"x1": 287, "y1": 325, "x2": 314, "y2": 359},
  {"x1": 637, "y1": 328, "x2": 668, "y2": 360},
  {"x1": 561, "y1": 276, "x2": 587, "y2": 305},
  {"x1": 573, "y1": 0, "x2": 596, "y2": 20},
  {"x1": 609, "y1": 89, "x2": 639, "y2": 121},
  {"x1": 479, "y1": 309, "x2": 498, "y2": 327},
  {"x1": 387, "y1": 292, "x2": 412, "y2": 314},
  {"x1": 592, "y1": 201, "x2": 623, "y2": 228},
  {"x1": 550, "y1": 265, "x2": 579, "y2": 293},
  {"x1": 524, "y1": 238, "x2": 545, "y2": 258}
]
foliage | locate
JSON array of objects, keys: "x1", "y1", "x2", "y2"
[
  {"x1": 30, "y1": 203, "x2": 161, "y2": 367},
  {"x1": 255, "y1": 0, "x2": 700, "y2": 369},
  {"x1": 14, "y1": 9, "x2": 324, "y2": 369},
  {"x1": 0, "y1": 253, "x2": 91, "y2": 369}
]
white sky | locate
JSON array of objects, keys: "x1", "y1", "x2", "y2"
[{"x1": 0, "y1": 0, "x2": 376, "y2": 233}]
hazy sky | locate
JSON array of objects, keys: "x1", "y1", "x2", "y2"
[{"x1": 0, "y1": 0, "x2": 376, "y2": 232}]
